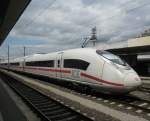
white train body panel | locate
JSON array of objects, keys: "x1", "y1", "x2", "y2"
[
  {"x1": 61, "y1": 49, "x2": 104, "y2": 84},
  {"x1": 0, "y1": 48, "x2": 142, "y2": 94}
]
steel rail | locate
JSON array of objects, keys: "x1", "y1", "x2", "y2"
[{"x1": 0, "y1": 73, "x2": 93, "y2": 121}]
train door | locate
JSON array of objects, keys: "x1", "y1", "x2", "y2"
[{"x1": 56, "y1": 52, "x2": 63, "y2": 78}]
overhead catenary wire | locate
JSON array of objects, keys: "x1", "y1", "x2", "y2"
[
  {"x1": 9, "y1": 0, "x2": 150, "y2": 53},
  {"x1": 97, "y1": 0, "x2": 150, "y2": 24},
  {"x1": 21, "y1": 0, "x2": 150, "y2": 36},
  {"x1": 23, "y1": 0, "x2": 149, "y2": 30},
  {"x1": 95, "y1": 0, "x2": 150, "y2": 37},
  {"x1": 83, "y1": 0, "x2": 150, "y2": 47},
  {"x1": 23, "y1": 0, "x2": 57, "y2": 29}
]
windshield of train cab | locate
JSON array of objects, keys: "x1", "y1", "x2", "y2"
[{"x1": 96, "y1": 50, "x2": 126, "y2": 66}]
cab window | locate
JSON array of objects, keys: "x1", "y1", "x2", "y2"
[{"x1": 96, "y1": 50, "x2": 126, "y2": 66}]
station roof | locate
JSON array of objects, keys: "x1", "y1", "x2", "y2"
[
  {"x1": 107, "y1": 45, "x2": 150, "y2": 55},
  {"x1": 107, "y1": 36, "x2": 150, "y2": 55},
  {"x1": 0, "y1": 0, "x2": 31, "y2": 45}
]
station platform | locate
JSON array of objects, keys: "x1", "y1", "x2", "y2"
[
  {"x1": 0, "y1": 72, "x2": 40, "y2": 121},
  {"x1": 0, "y1": 76, "x2": 27, "y2": 121}
]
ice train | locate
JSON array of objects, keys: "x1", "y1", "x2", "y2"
[{"x1": 0, "y1": 48, "x2": 142, "y2": 94}]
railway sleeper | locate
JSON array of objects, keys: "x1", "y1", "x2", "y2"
[
  {"x1": 36, "y1": 103, "x2": 56, "y2": 109},
  {"x1": 48, "y1": 112, "x2": 74, "y2": 120},
  {"x1": 54, "y1": 115, "x2": 79, "y2": 121},
  {"x1": 34, "y1": 102, "x2": 55, "y2": 106},
  {"x1": 27, "y1": 97, "x2": 50, "y2": 101},
  {"x1": 40, "y1": 105, "x2": 61, "y2": 112},
  {"x1": 30, "y1": 99, "x2": 50, "y2": 104},
  {"x1": 44, "y1": 108, "x2": 67, "y2": 116},
  {"x1": 37, "y1": 104, "x2": 59, "y2": 110}
]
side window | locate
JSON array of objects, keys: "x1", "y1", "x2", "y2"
[
  {"x1": 26, "y1": 62, "x2": 32, "y2": 66},
  {"x1": 64, "y1": 59, "x2": 89, "y2": 70},
  {"x1": 1, "y1": 63, "x2": 7, "y2": 65},
  {"x1": 10, "y1": 63, "x2": 19, "y2": 66},
  {"x1": 26, "y1": 60, "x2": 54, "y2": 67},
  {"x1": 49, "y1": 60, "x2": 54, "y2": 67}
]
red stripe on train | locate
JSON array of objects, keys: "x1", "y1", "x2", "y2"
[
  {"x1": 80, "y1": 72, "x2": 124, "y2": 87},
  {"x1": 15, "y1": 66, "x2": 123, "y2": 87},
  {"x1": 25, "y1": 67, "x2": 71, "y2": 73}
]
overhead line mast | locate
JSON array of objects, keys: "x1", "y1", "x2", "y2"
[
  {"x1": 82, "y1": 27, "x2": 97, "y2": 48},
  {"x1": 90, "y1": 27, "x2": 97, "y2": 47},
  {"x1": 8, "y1": 45, "x2": 9, "y2": 69}
]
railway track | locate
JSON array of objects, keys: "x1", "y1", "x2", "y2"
[
  {"x1": 1, "y1": 70, "x2": 150, "y2": 119},
  {"x1": 68, "y1": 87, "x2": 150, "y2": 117},
  {"x1": 102, "y1": 94, "x2": 150, "y2": 114},
  {"x1": 80, "y1": 89, "x2": 150, "y2": 116},
  {"x1": 139, "y1": 86, "x2": 150, "y2": 93},
  {"x1": 0, "y1": 74, "x2": 93, "y2": 121},
  {"x1": 24, "y1": 73, "x2": 150, "y2": 117}
]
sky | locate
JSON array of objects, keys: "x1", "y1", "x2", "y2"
[{"x1": 1, "y1": 0, "x2": 150, "y2": 59}]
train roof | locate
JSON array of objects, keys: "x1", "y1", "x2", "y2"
[
  {"x1": 1, "y1": 48, "x2": 99, "y2": 63},
  {"x1": 25, "y1": 48, "x2": 97, "y2": 62}
]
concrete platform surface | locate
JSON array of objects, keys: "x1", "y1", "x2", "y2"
[{"x1": 0, "y1": 77, "x2": 27, "y2": 121}]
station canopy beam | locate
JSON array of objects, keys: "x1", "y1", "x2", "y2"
[
  {"x1": 107, "y1": 36, "x2": 150, "y2": 55},
  {"x1": 107, "y1": 45, "x2": 150, "y2": 55},
  {"x1": 0, "y1": 0, "x2": 31, "y2": 45}
]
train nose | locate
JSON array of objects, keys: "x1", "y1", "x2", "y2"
[{"x1": 124, "y1": 73, "x2": 142, "y2": 90}]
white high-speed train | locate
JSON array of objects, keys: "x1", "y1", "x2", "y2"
[{"x1": 0, "y1": 48, "x2": 142, "y2": 94}]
